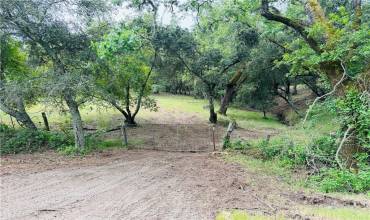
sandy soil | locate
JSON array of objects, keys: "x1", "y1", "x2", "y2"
[
  {"x1": 1, "y1": 150, "x2": 369, "y2": 220},
  {"x1": 0, "y1": 150, "x2": 284, "y2": 220}
]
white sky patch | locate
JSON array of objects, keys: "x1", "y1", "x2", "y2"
[{"x1": 111, "y1": 2, "x2": 196, "y2": 29}]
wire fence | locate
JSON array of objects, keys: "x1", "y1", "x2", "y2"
[{"x1": 114, "y1": 124, "x2": 225, "y2": 152}]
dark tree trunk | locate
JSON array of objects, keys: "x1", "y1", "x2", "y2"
[
  {"x1": 64, "y1": 92, "x2": 85, "y2": 149},
  {"x1": 292, "y1": 83, "x2": 298, "y2": 95},
  {"x1": 285, "y1": 79, "x2": 291, "y2": 98},
  {"x1": 208, "y1": 91, "x2": 217, "y2": 124},
  {"x1": 109, "y1": 100, "x2": 137, "y2": 127},
  {"x1": 41, "y1": 112, "x2": 50, "y2": 131},
  {"x1": 124, "y1": 113, "x2": 137, "y2": 127},
  {"x1": 209, "y1": 102, "x2": 217, "y2": 124},
  {"x1": 218, "y1": 68, "x2": 246, "y2": 115},
  {"x1": 219, "y1": 84, "x2": 236, "y2": 115}
]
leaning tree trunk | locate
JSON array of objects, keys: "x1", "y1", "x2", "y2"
[
  {"x1": 0, "y1": 98, "x2": 37, "y2": 130},
  {"x1": 218, "y1": 68, "x2": 245, "y2": 115},
  {"x1": 64, "y1": 92, "x2": 85, "y2": 149},
  {"x1": 219, "y1": 84, "x2": 236, "y2": 115}
]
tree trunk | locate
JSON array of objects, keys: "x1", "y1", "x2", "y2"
[
  {"x1": 64, "y1": 92, "x2": 85, "y2": 149},
  {"x1": 218, "y1": 68, "x2": 245, "y2": 115},
  {"x1": 208, "y1": 95, "x2": 217, "y2": 124},
  {"x1": 0, "y1": 99, "x2": 37, "y2": 130},
  {"x1": 109, "y1": 100, "x2": 137, "y2": 127},
  {"x1": 219, "y1": 84, "x2": 236, "y2": 115},
  {"x1": 124, "y1": 113, "x2": 137, "y2": 127},
  {"x1": 285, "y1": 79, "x2": 291, "y2": 98},
  {"x1": 292, "y1": 83, "x2": 298, "y2": 95},
  {"x1": 124, "y1": 84, "x2": 137, "y2": 127}
]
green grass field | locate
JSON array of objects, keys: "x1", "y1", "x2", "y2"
[{"x1": 0, "y1": 94, "x2": 286, "y2": 131}]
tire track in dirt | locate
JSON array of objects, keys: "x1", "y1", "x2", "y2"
[
  {"x1": 2, "y1": 150, "x2": 367, "y2": 220},
  {"x1": 1, "y1": 150, "x2": 293, "y2": 220}
]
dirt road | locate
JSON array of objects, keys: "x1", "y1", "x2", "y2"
[
  {"x1": 1, "y1": 150, "x2": 369, "y2": 220},
  {"x1": 0, "y1": 150, "x2": 285, "y2": 220}
]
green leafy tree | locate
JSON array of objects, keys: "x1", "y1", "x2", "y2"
[
  {"x1": 1, "y1": 0, "x2": 108, "y2": 148},
  {"x1": 93, "y1": 24, "x2": 158, "y2": 126},
  {"x1": 0, "y1": 36, "x2": 37, "y2": 129}
]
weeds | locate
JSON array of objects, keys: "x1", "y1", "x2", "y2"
[{"x1": 0, "y1": 124, "x2": 73, "y2": 155}]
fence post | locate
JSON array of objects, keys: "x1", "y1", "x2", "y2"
[
  {"x1": 212, "y1": 124, "x2": 216, "y2": 151},
  {"x1": 41, "y1": 112, "x2": 50, "y2": 131},
  {"x1": 121, "y1": 122, "x2": 128, "y2": 147},
  {"x1": 223, "y1": 120, "x2": 236, "y2": 150}
]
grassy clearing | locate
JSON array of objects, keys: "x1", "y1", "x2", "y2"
[
  {"x1": 223, "y1": 153, "x2": 293, "y2": 184},
  {"x1": 0, "y1": 94, "x2": 285, "y2": 131},
  {"x1": 152, "y1": 94, "x2": 285, "y2": 130}
]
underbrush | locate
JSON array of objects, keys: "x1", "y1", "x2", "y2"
[
  {"x1": 0, "y1": 124, "x2": 126, "y2": 156},
  {"x1": 0, "y1": 124, "x2": 73, "y2": 154},
  {"x1": 225, "y1": 97, "x2": 370, "y2": 194},
  {"x1": 226, "y1": 134, "x2": 369, "y2": 194},
  {"x1": 57, "y1": 135, "x2": 126, "y2": 156}
]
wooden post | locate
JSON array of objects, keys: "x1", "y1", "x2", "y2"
[
  {"x1": 121, "y1": 122, "x2": 128, "y2": 147},
  {"x1": 41, "y1": 112, "x2": 50, "y2": 131},
  {"x1": 223, "y1": 120, "x2": 236, "y2": 150},
  {"x1": 212, "y1": 125, "x2": 216, "y2": 151}
]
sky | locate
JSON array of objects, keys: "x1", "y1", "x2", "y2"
[{"x1": 111, "y1": 1, "x2": 196, "y2": 29}]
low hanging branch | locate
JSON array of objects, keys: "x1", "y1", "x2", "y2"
[{"x1": 303, "y1": 61, "x2": 348, "y2": 125}]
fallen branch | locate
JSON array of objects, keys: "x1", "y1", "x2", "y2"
[{"x1": 303, "y1": 61, "x2": 348, "y2": 125}]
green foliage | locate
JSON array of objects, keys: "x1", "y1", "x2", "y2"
[
  {"x1": 309, "y1": 168, "x2": 370, "y2": 193},
  {"x1": 226, "y1": 110, "x2": 369, "y2": 193},
  {"x1": 93, "y1": 27, "x2": 141, "y2": 59},
  {"x1": 335, "y1": 90, "x2": 370, "y2": 149},
  {"x1": 281, "y1": 3, "x2": 370, "y2": 77},
  {"x1": 57, "y1": 137, "x2": 126, "y2": 156},
  {"x1": 0, "y1": 124, "x2": 73, "y2": 154},
  {"x1": 151, "y1": 84, "x2": 165, "y2": 94}
]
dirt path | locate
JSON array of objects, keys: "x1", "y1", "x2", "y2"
[
  {"x1": 1, "y1": 151, "x2": 267, "y2": 220},
  {"x1": 1, "y1": 150, "x2": 369, "y2": 220}
]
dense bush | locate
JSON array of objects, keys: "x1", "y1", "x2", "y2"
[
  {"x1": 310, "y1": 168, "x2": 370, "y2": 193},
  {"x1": 226, "y1": 134, "x2": 370, "y2": 193},
  {"x1": 0, "y1": 124, "x2": 73, "y2": 154}
]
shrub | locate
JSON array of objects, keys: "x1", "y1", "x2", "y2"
[
  {"x1": 305, "y1": 135, "x2": 338, "y2": 170},
  {"x1": 0, "y1": 125, "x2": 73, "y2": 155},
  {"x1": 310, "y1": 168, "x2": 370, "y2": 193},
  {"x1": 57, "y1": 134, "x2": 125, "y2": 156}
]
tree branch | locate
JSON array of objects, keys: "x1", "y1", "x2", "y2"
[
  {"x1": 260, "y1": 0, "x2": 321, "y2": 54},
  {"x1": 336, "y1": 126, "x2": 353, "y2": 170},
  {"x1": 303, "y1": 61, "x2": 348, "y2": 124}
]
